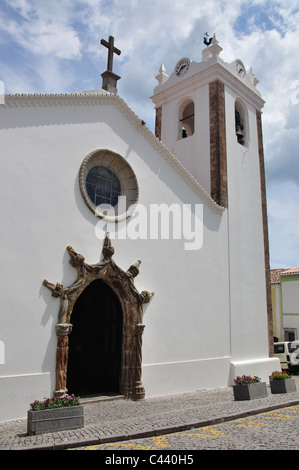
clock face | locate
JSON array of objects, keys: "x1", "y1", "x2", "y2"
[
  {"x1": 175, "y1": 58, "x2": 190, "y2": 77},
  {"x1": 235, "y1": 60, "x2": 246, "y2": 78}
]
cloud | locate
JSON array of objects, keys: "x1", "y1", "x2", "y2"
[
  {"x1": 0, "y1": 0, "x2": 81, "y2": 59},
  {"x1": 19, "y1": 21, "x2": 81, "y2": 59}
]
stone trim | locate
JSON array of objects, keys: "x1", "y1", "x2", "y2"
[
  {"x1": 79, "y1": 148, "x2": 139, "y2": 222},
  {"x1": 209, "y1": 80, "x2": 228, "y2": 208},
  {"x1": 43, "y1": 234, "x2": 154, "y2": 400},
  {"x1": 256, "y1": 110, "x2": 274, "y2": 358},
  {"x1": 155, "y1": 106, "x2": 162, "y2": 140}
]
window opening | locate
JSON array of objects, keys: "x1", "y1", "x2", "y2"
[
  {"x1": 284, "y1": 330, "x2": 296, "y2": 342},
  {"x1": 235, "y1": 100, "x2": 247, "y2": 146},
  {"x1": 274, "y1": 344, "x2": 285, "y2": 354},
  {"x1": 178, "y1": 100, "x2": 194, "y2": 139},
  {"x1": 86, "y1": 166, "x2": 121, "y2": 207},
  {"x1": 235, "y1": 110, "x2": 245, "y2": 145}
]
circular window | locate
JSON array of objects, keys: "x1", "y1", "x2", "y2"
[{"x1": 79, "y1": 149, "x2": 139, "y2": 222}]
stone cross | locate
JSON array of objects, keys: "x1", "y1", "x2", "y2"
[{"x1": 101, "y1": 35, "x2": 121, "y2": 73}]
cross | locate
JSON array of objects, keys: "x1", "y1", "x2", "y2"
[{"x1": 101, "y1": 36, "x2": 121, "y2": 73}]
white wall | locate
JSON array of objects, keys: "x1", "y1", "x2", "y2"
[
  {"x1": 224, "y1": 86, "x2": 272, "y2": 363},
  {"x1": 281, "y1": 278, "x2": 299, "y2": 314},
  {"x1": 281, "y1": 277, "x2": 299, "y2": 339},
  {"x1": 152, "y1": 53, "x2": 281, "y2": 385},
  {"x1": 155, "y1": 82, "x2": 211, "y2": 193},
  {"x1": 0, "y1": 96, "x2": 231, "y2": 420}
]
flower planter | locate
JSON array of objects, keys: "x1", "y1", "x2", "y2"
[
  {"x1": 27, "y1": 405, "x2": 84, "y2": 435},
  {"x1": 233, "y1": 382, "x2": 268, "y2": 401},
  {"x1": 270, "y1": 378, "x2": 296, "y2": 394}
]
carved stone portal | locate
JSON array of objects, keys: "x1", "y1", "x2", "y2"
[{"x1": 43, "y1": 234, "x2": 154, "y2": 400}]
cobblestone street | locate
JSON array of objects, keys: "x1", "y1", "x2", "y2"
[
  {"x1": 82, "y1": 405, "x2": 299, "y2": 451},
  {"x1": 1, "y1": 379, "x2": 299, "y2": 450}
]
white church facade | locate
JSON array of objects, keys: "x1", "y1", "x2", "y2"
[{"x1": 0, "y1": 35, "x2": 279, "y2": 421}]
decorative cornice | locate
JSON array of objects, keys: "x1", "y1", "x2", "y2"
[
  {"x1": 3, "y1": 92, "x2": 112, "y2": 107},
  {"x1": 3, "y1": 92, "x2": 225, "y2": 214},
  {"x1": 152, "y1": 62, "x2": 265, "y2": 111}
]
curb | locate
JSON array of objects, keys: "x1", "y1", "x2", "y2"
[{"x1": 14, "y1": 398, "x2": 299, "y2": 451}]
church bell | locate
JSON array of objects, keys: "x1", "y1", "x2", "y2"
[{"x1": 236, "y1": 126, "x2": 245, "y2": 144}]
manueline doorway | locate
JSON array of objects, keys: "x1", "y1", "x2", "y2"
[{"x1": 66, "y1": 279, "x2": 123, "y2": 397}]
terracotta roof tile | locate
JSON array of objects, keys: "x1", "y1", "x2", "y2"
[{"x1": 280, "y1": 266, "x2": 299, "y2": 276}]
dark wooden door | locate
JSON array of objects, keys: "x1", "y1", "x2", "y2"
[{"x1": 67, "y1": 279, "x2": 123, "y2": 396}]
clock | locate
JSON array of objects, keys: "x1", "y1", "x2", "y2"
[
  {"x1": 235, "y1": 60, "x2": 246, "y2": 78},
  {"x1": 175, "y1": 58, "x2": 190, "y2": 77}
]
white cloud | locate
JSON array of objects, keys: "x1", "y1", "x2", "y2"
[
  {"x1": 20, "y1": 21, "x2": 81, "y2": 59},
  {"x1": 1, "y1": 0, "x2": 81, "y2": 59}
]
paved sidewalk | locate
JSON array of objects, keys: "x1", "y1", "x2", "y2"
[{"x1": 1, "y1": 379, "x2": 299, "y2": 450}]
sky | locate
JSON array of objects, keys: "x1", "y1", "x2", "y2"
[{"x1": 0, "y1": 0, "x2": 298, "y2": 269}]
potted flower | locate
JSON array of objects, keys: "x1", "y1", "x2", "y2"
[
  {"x1": 27, "y1": 394, "x2": 84, "y2": 435},
  {"x1": 233, "y1": 375, "x2": 267, "y2": 401},
  {"x1": 269, "y1": 370, "x2": 297, "y2": 394}
]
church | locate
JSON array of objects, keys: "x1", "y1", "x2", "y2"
[{"x1": 0, "y1": 34, "x2": 280, "y2": 421}]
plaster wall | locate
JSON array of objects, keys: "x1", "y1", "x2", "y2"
[
  {"x1": 0, "y1": 98, "x2": 230, "y2": 420},
  {"x1": 155, "y1": 83, "x2": 211, "y2": 194},
  {"x1": 224, "y1": 86, "x2": 270, "y2": 361},
  {"x1": 283, "y1": 316, "x2": 299, "y2": 333},
  {"x1": 281, "y1": 277, "x2": 299, "y2": 314},
  {"x1": 151, "y1": 51, "x2": 281, "y2": 387}
]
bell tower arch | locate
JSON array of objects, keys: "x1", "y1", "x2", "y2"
[
  {"x1": 151, "y1": 35, "x2": 227, "y2": 200},
  {"x1": 177, "y1": 98, "x2": 195, "y2": 140},
  {"x1": 235, "y1": 98, "x2": 249, "y2": 147}
]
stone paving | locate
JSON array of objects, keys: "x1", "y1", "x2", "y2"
[
  {"x1": 1, "y1": 379, "x2": 299, "y2": 450},
  {"x1": 96, "y1": 405, "x2": 299, "y2": 451}
]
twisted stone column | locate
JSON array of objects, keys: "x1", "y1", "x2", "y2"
[
  {"x1": 54, "y1": 323, "x2": 72, "y2": 397},
  {"x1": 131, "y1": 323, "x2": 145, "y2": 400}
]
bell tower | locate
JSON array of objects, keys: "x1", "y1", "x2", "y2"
[
  {"x1": 151, "y1": 34, "x2": 263, "y2": 208},
  {"x1": 151, "y1": 35, "x2": 274, "y2": 358}
]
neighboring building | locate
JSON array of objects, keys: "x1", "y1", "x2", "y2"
[
  {"x1": 280, "y1": 267, "x2": 299, "y2": 341},
  {"x1": 0, "y1": 35, "x2": 279, "y2": 421},
  {"x1": 271, "y1": 267, "x2": 299, "y2": 342},
  {"x1": 271, "y1": 269, "x2": 287, "y2": 341}
]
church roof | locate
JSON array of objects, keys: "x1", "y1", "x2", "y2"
[{"x1": 3, "y1": 90, "x2": 225, "y2": 215}]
